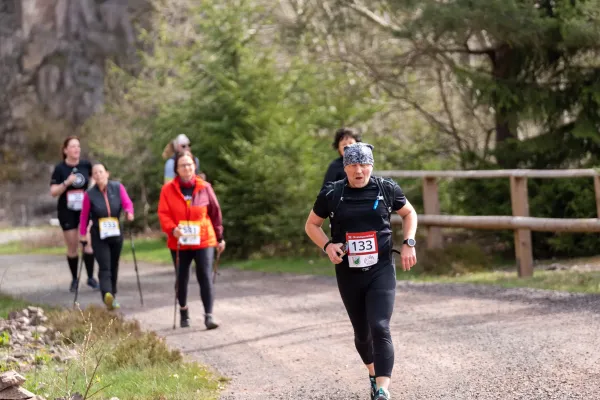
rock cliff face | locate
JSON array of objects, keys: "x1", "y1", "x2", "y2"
[{"x1": 0, "y1": 0, "x2": 146, "y2": 226}]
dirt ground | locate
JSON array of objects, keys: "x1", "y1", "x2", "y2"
[{"x1": 1, "y1": 253, "x2": 599, "y2": 400}]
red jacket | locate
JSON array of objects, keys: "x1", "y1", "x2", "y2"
[{"x1": 158, "y1": 176, "x2": 224, "y2": 250}]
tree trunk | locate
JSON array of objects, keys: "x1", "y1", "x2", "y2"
[
  {"x1": 140, "y1": 181, "x2": 151, "y2": 233},
  {"x1": 492, "y1": 44, "x2": 520, "y2": 167}
]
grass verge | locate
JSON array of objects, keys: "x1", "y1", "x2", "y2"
[
  {"x1": 0, "y1": 295, "x2": 225, "y2": 399},
  {"x1": 225, "y1": 256, "x2": 337, "y2": 276},
  {"x1": 0, "y1": 236, "x2": 172, "y2": 264},
  {"x1": 0, "y1": 294, "x2": 34, "y2": 319},
  {"x1": 0, "y1": 241, "x2": 65, "y2": 256},
  {"x1": 28, "y1": 358, "x2": 221, "y2": 400},
  {"x1": 407, "y1": 270, "x2": 600, "y2": 293},
  {"x1": 0, "y1": 294, "x2": 59, "y2": 319}
]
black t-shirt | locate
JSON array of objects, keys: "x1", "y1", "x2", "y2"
[
  {"x1": 50, "y1": 160, "x2": 92, "y2": 212},
  {"x1": 180, "y1": 185, "x2": 194, "y2": 201},
  {"x1": 323, "y1": 157, "x2": 345, "y2": 186},
  {"x1": 313, "y1": 177, "x2": 407, "y2": 269}
]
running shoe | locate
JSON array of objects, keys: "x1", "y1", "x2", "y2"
[
  {"x1": 373, "y1": 388, "x2": 390, "y2": 400},
  {"x1": 180, "y1": 308, "x2": 190, "y2": 328},
  {"x1": 370, "y1": 376, "x2": 377, "y2": 400},
  {"x1": 205, "y1": 315, "x2": 219, "y2": 330},
  {"x1": 87, "y1": 277, "x2": 99, "y2": 290},
  {"x1": 104, "y1": 292, "x2": 114, "y2": 310}
]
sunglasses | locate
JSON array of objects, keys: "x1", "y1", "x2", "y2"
[{"x1": 180, "y1": 143, "x2": 191, "y2": 148}]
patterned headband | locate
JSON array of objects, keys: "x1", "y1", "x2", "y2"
[{"x1": 343, "y1": 143, "x2": 374, "y2": 167}]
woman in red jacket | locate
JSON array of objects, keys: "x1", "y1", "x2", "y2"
[{"x1": 158, "y1": 150, "x2": 226, "y2": 329}]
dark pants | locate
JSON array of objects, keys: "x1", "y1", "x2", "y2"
[
  {"x1": 335, "y1": 263, "x2": 396, "y2": 378},
  {"x1": 170, "y1": 247, "x2": 215, "y2": 314},
  {"x1": 91, "y1": 231, "x2": 123, "y2": 300}
]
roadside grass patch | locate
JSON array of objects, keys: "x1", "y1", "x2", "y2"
[
  {"x1": 421, "y1": 269, "x2": 600, "y2": 294},
  {"x1": 0, "y1": 296, "x2": 224, "y2": 400},
  {"x1": 0, "y1": 233, "x2": 171, "y2": 264}
]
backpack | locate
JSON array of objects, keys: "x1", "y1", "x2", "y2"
[
  {"x1": 327, "y1": 176, "x2": 395, "y2": 220},
  {"x1": 327, "y1": 176, "x2": 401, "y2": 256}
]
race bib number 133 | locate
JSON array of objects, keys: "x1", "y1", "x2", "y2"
[{"x1": 346, "y1": 231, "x2": 379, "y2": 268}]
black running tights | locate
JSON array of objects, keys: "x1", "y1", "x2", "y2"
[
  {"x1": 170, "y1": 248, "x2": 215, "y2": 314},
  {"x1": 91, "y1": 233, "x2": 123, "y2": 300},
  {"x1": 335, "y1": 263, "x2": 396, "y2": 378}
]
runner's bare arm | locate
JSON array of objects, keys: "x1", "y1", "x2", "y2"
[
  {"x1": 305, "y1": 211, "x2": 328, "y2": 249},
  {"x1": 50, "y1": 173, "x2": 77, "y2": 197},
  {"x1": 50, "y1": 183, "x2": 67, "y2": 197},
  {"x1": 396, "y1": 199, "x2": 418, "y2": 270},
  {"x1": 396, "y1": 199, "x2": 417, "y2": 240},
  {"x1": 305, "y1": 211, "x2": 345, "y2": 264}
]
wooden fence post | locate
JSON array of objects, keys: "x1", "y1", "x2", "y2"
[
  {"x1": 422, "y1": 177, "x2": 443, "y2": 249},
  {"x1": 593, "y1": 175, "x2": 600, "y2": 218},
  {"x1": 509, "y1": 176, "x2": 533, "y2": 277}
]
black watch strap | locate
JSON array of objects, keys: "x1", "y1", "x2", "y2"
[{"x1": 323, "y1": 240, "x2": 333, "y2": 252}]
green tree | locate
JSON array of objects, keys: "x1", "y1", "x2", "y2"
[
  {"x1": 342, "y1": 0, "x2": 600, "y2": 167},
  {"x1": 80, "y1": 0, "x2": 437, "y2": 256},
  {"x1": 145, "y1": 0, "x2": 385, "y2": 256}
]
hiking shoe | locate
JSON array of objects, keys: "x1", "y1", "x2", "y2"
[
  {"x1": 205, "y1": 315, "x2": 219, "y2": 330},
  {"x1": 87, "y1": 277, "x2": 99, "y2": 290},
  {"x1": 373, "y1": 388, "x2": 390, "y2": 400},
  {"x1": 180, "y1": 308, "x2": 190, "y2": 328},
  {"x1": 69, "y1": 279, "x2": 78, "y2": 293},
  {"x1": 104, "y1": 292, "x2": 115, "y2": 310},
  {"x1": 369, "y1": 376, "x2": 377, "y2": 400}
]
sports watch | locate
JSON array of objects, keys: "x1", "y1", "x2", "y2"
[{"x1": 403, "y1": 238, "x2": 416, "y2": 247}]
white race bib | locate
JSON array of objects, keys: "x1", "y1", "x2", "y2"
[
  {"x1": 67, "y1": 190, "x2": 84, "y2": 211},
  {"x1": 99, "y1": 217, "x2": 120, "y2": 240},
  {"x1": 178, "y1": 221, "x2": 201, "y2": 245},
  {"x1": 346, "y1": 231, "x2": 379, "y2": 268}
]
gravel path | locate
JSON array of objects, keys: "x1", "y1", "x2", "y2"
[{"x1": 1, "y1": 254, "x2": 599, "y2": 399}]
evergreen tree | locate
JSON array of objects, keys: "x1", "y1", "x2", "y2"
[{"x1": 344, "y1": 0, "x2": 600, "y2": 166}]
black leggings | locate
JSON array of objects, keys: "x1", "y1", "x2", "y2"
[
  {"x1": 335, "y1": 263, "x2": 396, "y2": 378},
  {"x1": 170, "y1": 248, "x2": 215, "y2": 314},
  {"x1": 91, "y1": 232, "x2": 123, "y2": 299}
]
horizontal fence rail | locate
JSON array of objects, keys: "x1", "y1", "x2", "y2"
[
  {"x1": 377, "y1": 169, "x2": 600, "y2": 179},
  {"x1": 391, "y1": 215, "x2": 600, "y2": 232},
  {"x1": 382, "y1": 169, "x2": 600, "y2": 278}
]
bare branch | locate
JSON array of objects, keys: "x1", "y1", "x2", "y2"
[
  {"x1": 482, "y1": 127, "x2": 495, "y2": 160},
  {"x1": 338, "y1": 47, "x2": 458, "y2": 139},
  {"x1": 345, "y1": 1, "x2": 403, "y2": 34},
  {"x1": 442, "y1": 47, "x2": 496, "y2": 55},
  {"x1": 436, "y1": 67, "x2": 466, "y2": 154}
]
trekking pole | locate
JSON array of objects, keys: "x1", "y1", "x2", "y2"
[
  {"x1": 173, "y1": 241, "x2": 180, "y2": 330},
  {"x1": 129, "y1": 227, "x2": 144, "y2": 306},
  {"x1": 212, "y1": 249, "x2": 221, "y2": 284},
  {"x1": 73, "y1": 241, "x2": 86, "y2": 308}
]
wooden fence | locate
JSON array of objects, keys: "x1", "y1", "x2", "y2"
[{"x1": 379, "y1": 169, "x2": 600, "y2": 278}]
